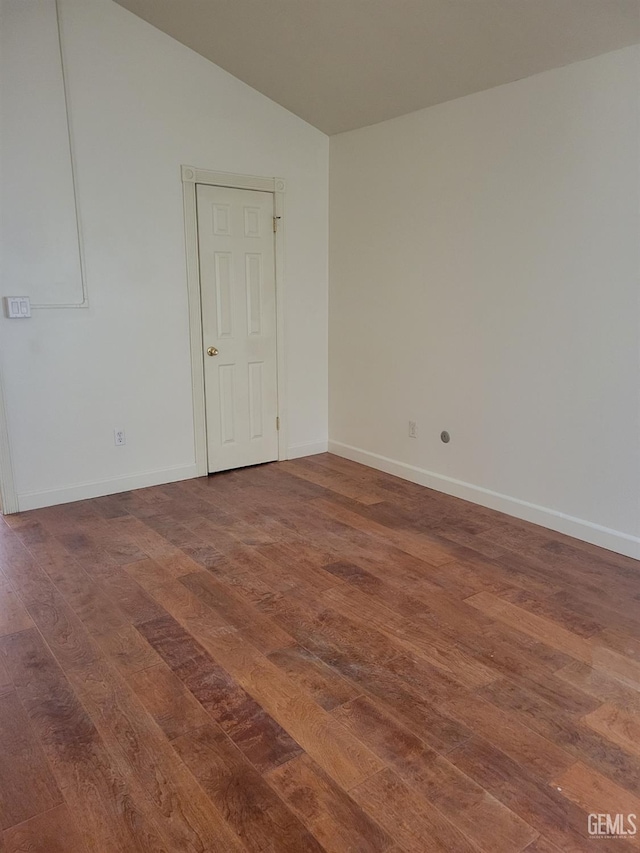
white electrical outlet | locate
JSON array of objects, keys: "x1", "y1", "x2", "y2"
[
  {"x1": 408, "y1": 420, "x2": 417, "y2": 439},
  {"x1": 114, "y1": 429, "x2": 126, "y2": 446}
]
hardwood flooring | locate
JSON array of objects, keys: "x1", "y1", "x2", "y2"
[{"x1": 0, "y1": 453, "x2": 638, "y2": 851}]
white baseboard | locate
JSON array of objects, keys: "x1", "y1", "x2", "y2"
[
  {"x1": 17, "y1": 463, "x2": 199, "y2": 512},
  {"x1": 287, "y1": 440, "x2": 329, "y2": 460},
  {"x1": 328, "y1": 440, "x2": 640, "y2": 561}
]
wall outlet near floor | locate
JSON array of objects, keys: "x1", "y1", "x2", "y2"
[
  {"x1": 114, "y1": 429, "x2": 126, "y2": 446},
  {"x1": 408, "y1": 420, "x2": 417, "y2": 439}
]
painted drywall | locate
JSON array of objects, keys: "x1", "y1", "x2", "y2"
[
  {"x1": 0, "y1": 0, "x2": 329, "y2": 509},
  {"x1": 0, "y1": 0, "x2": 84, "y2": 306},
  {"x1": 330, "y1": 46, "x2": 640, "y2": 558}
]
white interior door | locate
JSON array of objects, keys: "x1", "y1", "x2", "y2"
[{"x1": 197, "y1": 184, "x2": 279, "y2": 473}]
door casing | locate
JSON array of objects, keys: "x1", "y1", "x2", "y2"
[
  {"x1": 0, "y1": 368, "x2": 17, "y2": 514},
  {"x1": 181, "y1": 166, "x2": 287, "y2": 475}
]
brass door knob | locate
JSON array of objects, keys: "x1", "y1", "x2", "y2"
[{"x1": 207, "y1": 346, "x2": 219, "y2": 356}]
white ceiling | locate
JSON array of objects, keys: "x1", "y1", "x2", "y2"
[{"x1": 114, "y1": 0, "x2": 640, "y2": 134}]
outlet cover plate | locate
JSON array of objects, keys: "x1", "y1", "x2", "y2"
[{"x1": 4, "y1": 296, "x2": 31, "y2": 318}]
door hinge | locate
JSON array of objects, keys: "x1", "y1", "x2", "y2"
[
  {"x1": 276, "y1": 416, "x2": 280, "y2": 431},
  {"x1": 273, "y1": 215, "x2": 281, "y2": 233}
]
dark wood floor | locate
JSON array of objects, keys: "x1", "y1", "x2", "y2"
[{"x1": 0, "y1": 454, "x2": 638, "y2": 851}]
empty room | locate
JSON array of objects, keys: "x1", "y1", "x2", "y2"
[{"x1": 0, "y1": 0, "x2": 639, "y2": 850}]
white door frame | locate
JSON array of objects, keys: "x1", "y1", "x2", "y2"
[
  {"x1": 181, "y1": 166, "x2": 287, "y2": 476},
  {"x1": 0, "y1": 367, "x2": 18, "y2": 514}
]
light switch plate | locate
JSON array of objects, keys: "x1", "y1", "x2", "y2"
[{"x1": 4, "y1": 296, "x2": 31, "y2": 318}]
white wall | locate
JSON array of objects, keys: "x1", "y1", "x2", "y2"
[
  {"x1": 0, "y1": 0, "x2": 329, "y2": 510},
  {"x1": 0, "y1": 0, "x2": 85, "y2": 306},
  {"x1": 330, "y1": 46, "x2": 640, "y2": 559}
]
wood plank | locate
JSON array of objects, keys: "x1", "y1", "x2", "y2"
[
  {"x1": 0, "y1": 628, "x2": 169, "y2": 852},
  {"x1": 266, "y1": 644, "x2": 359, "y2": 711},
  {"x1": 98, "y1": 623, "x2": 162, "y2": 675},
  {"x1": 0, "y1": 542, "x2": 99, "y2": 672},
  {"x1": 127, "y1": 661, "x2": 211, "y2": 740},
  {"x1": 261, "y1": 594, "x2": 474, "y2": 753},
  {"x1": 69, "y1": 656, "x2": 249, "y2": 853},
  {"x1": 0, "y1": 657, "x2": 12, "y2": 698},
  {"x1": 149, "y1": 602, "x2": 384, "y2": 790},
  {"x1": 476, "y1": 672, "x2": 599, "y2": 720},
  {"x1": 180, "y1": 570, "x2": 295, "y2": 653},
  {"x1": 194, "y1": 630, "x2": 385, "y2": 790},
  {"x1": 0, "y1": 691, "x2": 62, "y2": 830},
  {"x1": 400, "y1": 557, "x2": 514, "y2": 599},
  {"x1": 301, "y1": 587, "x2": 405, "y2": 666},
  {"x1": 556, "y1": 660, "x2": 640, "y2": 715},
  {"x1": 553, "y1": 761, "x2": 640, "y2": 837},
  {"x1": 111, "y1": 517, "x2": 186, "y2": 560},
  {"x1": 333, "y1": 695, "x2": 539, "y2": 853},
  {"x1": 267, "y1": 753, "x2": 392, "y2": 853},
  {"x1": 124, "y1": 555, "x2": 204, "y2": 590},
  {"x1": 474, "y1": 676, "x2": 640, "y2": 798},
  {"x1": 349, "y1": 577, "x2": 568, "y2": 690},
  {"x1": 322, "y1": 583, "x2": 498, "y2": 689},
  {"x1": 522, "y1": 838, "x2": 565, "y2": 853},
  {"x1": 449, "y1": 737, "x2": 624, "y2": 853},
  {"x1": 3, "y1": 804, "x2": 88, "y2": 853},
  {"x1": 173, "y1": 723, "x2": 325, "y2": 853},
  {"x1": 350, "y1": 768, "x2": 480, "y2": 853},
  {"x1": 280, "y1": 458, "x2": 386, "y2": 505},
  {"x1": 551, "y1": 588, "x2": 640, "y2": 642},
  {"x1": 465, "y1": 591, "x2": 593, "y2": 662},
  {"x1": 137, "y1": 615, "x2": 303, "y2": 773},
  {"x1": 499, "y1": 588, "x2": 602, "y2": 639},
  {"x1": 591, "y1": 646, "x2": 640, "y2": 692},
  {"x1": 96, "y1": 568, "x2": 165, "y2": 626},
  {"x1": 142, "y1": 579, "x2": 232, "y2": 635},
  {"x1": 3, "y1": 529, "x2": 161, "y2": 677},
  {"x1": 256, "y1": 542, "x2": 341, "y2": 595},
  {"x1": 311, "y1": 495, "x2": 455, "y2": 566},
  {"x1": 583, "y1": 703, "x2": 640, "y2": 759},
  {"x1": 595, "y1": 629, "x2": 640, "y2": 663},
  {"x1": 0, "y1": 574, "x2": 33, "y2": 637}
]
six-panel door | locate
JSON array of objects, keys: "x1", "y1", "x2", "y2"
[{"x1": 197, "y1": 184, "x2": 279, "y2": 472}]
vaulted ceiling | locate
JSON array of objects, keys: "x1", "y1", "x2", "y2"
[{"x1": 114, "y1": 0, "x2": 640, "y2": 134}]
